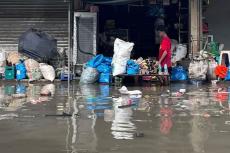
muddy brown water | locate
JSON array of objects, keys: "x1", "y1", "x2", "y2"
[{"x1": 0, "y1": 82, "x2": 230, "y2": 153}]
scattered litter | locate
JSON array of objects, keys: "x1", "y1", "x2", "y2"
[
  {"x1": 78, "y1": 105, "x2": 85, "y2": 109},
  {"x1": 225, "y1": 121, "x2": 230, "y2": 125},
  {"x1": 211, "y1": 80, "x2": 218, "y2": 86},
  {"x1": 203, "y1": 113, "x2": 211, "y2": 118},
  {"x1": 134, "y1": 132, "x2": 144, "y2": 138},
  {"x1": 12, "y1": 93, "x2": 26, "y2": 98},
  {"x1": 119, "y1": 86, "x2": 142, "y2": 95},
  {"x1": 219, "y1": 131, "x2": 230, "y2": 133},
  {"x1": 45, "y1": 112, "x2": 79, "y2": 117},
  {"x1": 179, "y1": 89, "x2": 186, "y2": 93},
  {"x1": 118, "y1": 103, "x2": 136, "y2": 109}
]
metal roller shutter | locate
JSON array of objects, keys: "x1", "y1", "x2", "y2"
[{"x1": 0, "y1": 0, "x2": 69, "y2": 52}]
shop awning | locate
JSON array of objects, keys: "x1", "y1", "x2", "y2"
[{"x1": 84, "y1": 0, "x2": 142, "y2": 5}]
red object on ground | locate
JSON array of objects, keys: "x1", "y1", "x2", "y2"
[{"x1": 215, "y1": 65, "x2": 228, "y2": 79}]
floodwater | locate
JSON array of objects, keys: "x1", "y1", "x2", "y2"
[{"x1": 0, "y1": 82, "x2": 230, "y2": 153}]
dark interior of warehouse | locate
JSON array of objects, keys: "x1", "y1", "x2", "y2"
[{"x1": 92, "y1": 0, "x2": 189, "y2": 58}]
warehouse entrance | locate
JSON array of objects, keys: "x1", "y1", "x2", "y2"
[{"x1": 95, "y1": 0, "x2": 189, "y2": 59}]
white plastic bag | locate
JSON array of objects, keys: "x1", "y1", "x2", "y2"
[
  {"x1": 80, "y1": 67, "x2": 99, "y2": 84},
  {"x1": 39, "y1": 63, "x2": 55, "y2": 81},
  {"x1": 112, "y1": 38, "x2": 134, "y2": 76},
  {"x1": 172, "y1": 44, "x2": 187, "y2": 63},
  {"x1": 189, "y1": 60, "x2": 208, "y2": 80},
  {"x1": 0, "y1": 51, "x2": 6, "y2": 62},
  {"x1": 119, "y1": 86, "x2": 142, "y2": 95},
  {"x1": 24, "y1": 59, "x2": 42, "y2": 81}
]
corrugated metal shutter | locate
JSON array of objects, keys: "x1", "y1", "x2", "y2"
[{"x1": 0, "y1": 0, "x2": 69, "y2": 52}]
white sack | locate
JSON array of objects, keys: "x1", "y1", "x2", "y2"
[
  {"x1": 112, "y1": 38, "x2": 134, "y2": 76},
  {"x1": 0, "y1": 51, "x2": 6, "y2": 62},
  {"x1": 39, "y1": 63, "x2": 55, "y2": 82},
  {"x1": 189, "y1": 60, "x2": 208, "y2": 80}
]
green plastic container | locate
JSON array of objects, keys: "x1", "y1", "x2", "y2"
[{"x1": 4, "y1": 66, "x2": 15, "y2": 80}]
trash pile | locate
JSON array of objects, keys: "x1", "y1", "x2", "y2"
[
  {"x1": 187, "y1": 38, "x2": 227, "y2": 82},
  {"x1": 80, "y1": 54, "x2": 112, "y2": 84},
  {"x1": 0, "y1": 28, "x2": 69, "y2": 82},
  {"x1": 80, "y1": 38, "x2": 177, "y2": 84}
]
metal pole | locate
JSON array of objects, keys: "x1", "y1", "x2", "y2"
[{"x1": 68, "y1": 0, "x2": 73, "y2": 96}]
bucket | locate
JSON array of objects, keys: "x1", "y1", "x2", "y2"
[{"x1": 4, "y1": 66, "x2": 15, "y2": 80}]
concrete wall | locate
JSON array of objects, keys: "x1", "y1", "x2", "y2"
[{"x1": 204, "y1": 0, "x2": 230, "y2": 49}]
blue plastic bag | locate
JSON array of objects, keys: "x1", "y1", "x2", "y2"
[
  {"x1": 127, "y1": 60, "x2": 140, "y2": 75},
  {"x1": 87, "y1": 54, "x2": 104, "y2": 68},
  {"x1": 225, "y1": 67, "x2": 230, "y2": 81},
  {"x1": 97, "y1": 64, "x2": 112, "y2": 73},
  {"x1": 16, "y1": 61, "x2": 27, "y2": 80},
  {"x1": 171, "y1": 66, "x2": 188, "y2": 81},
  {"x1": 99, "y1": 73, "x2": 110, "y2": 83},
  {"x1": 103, "y1": 57, "x2": 112, "y2": 65}
]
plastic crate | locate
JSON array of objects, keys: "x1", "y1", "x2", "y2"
[
  {"x1": 60, "y1": 72, "x2": 73, "y2": 81},
  {"x1": 4, "y1": 66, "x2": 15, "y2": 80}
]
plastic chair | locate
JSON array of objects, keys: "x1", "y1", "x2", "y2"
[{"x1": 219, "y1": 50, "x2": 230, "y2": 65}]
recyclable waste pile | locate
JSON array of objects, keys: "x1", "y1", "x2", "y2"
[
  {"x1": 0, "y1": 28, "x2": 71, "y2": 81},
  {"x1": 80, "y1": 54, "x2": 112, "y2": 84}
]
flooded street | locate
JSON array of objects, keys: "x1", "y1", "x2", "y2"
[{"x1": 0, "y1": 82, "x2": 230, "y2": 153}]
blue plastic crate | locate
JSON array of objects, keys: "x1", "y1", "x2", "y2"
[{"x1": 60, "y1": 73, "x2": 73, "y2": 81}]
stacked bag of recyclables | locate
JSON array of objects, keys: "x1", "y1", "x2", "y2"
[
  {"x1": 171, "y1": 66, "x2": 188, "y2": 81},
  {"x1": 80, "y1": 38, "x2": 137, "y2": 84},
  {"x1": 188, "y1": 59, "x2": 208, "y2": 81},
  {"x1": 2, "y1": 51, "x2": 56, "y2": 82},
  {"x1": 16, "y1": 60, "x2": 27, "y2": 80},
  {"x1": 80, "y1": 54, "x2": 112, "y2": 84},
  {"x1": 126, "y1": 60, "x2": 140, "y2": 75}
]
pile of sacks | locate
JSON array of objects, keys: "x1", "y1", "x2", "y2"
[
  {"x1": 0, "y1": 51, "x2": 55, "y2": 82},
  {"x1": 80, "y1": 54, "x2": 112, "y2": 84},
  {"x1": 80, "y1": 38, "x2": 141, "y2": 84}
]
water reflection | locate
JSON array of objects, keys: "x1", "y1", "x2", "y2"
[
  {"x1": 0, "y1": 83, "x2": 56, "y2": 111},
  {"x1": 1, "y1": 83, "x2": 230, "y2": 153},
  {"x1": 111, "y1": 95, "x2": 137, "y2": 140},
  {"x1": 159, "y1": 96, "x2": 173, "y2": 135}
]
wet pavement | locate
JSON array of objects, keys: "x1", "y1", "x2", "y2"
[{"x1": 0, "y1": 82, "x2": 230, "y2": 153}]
